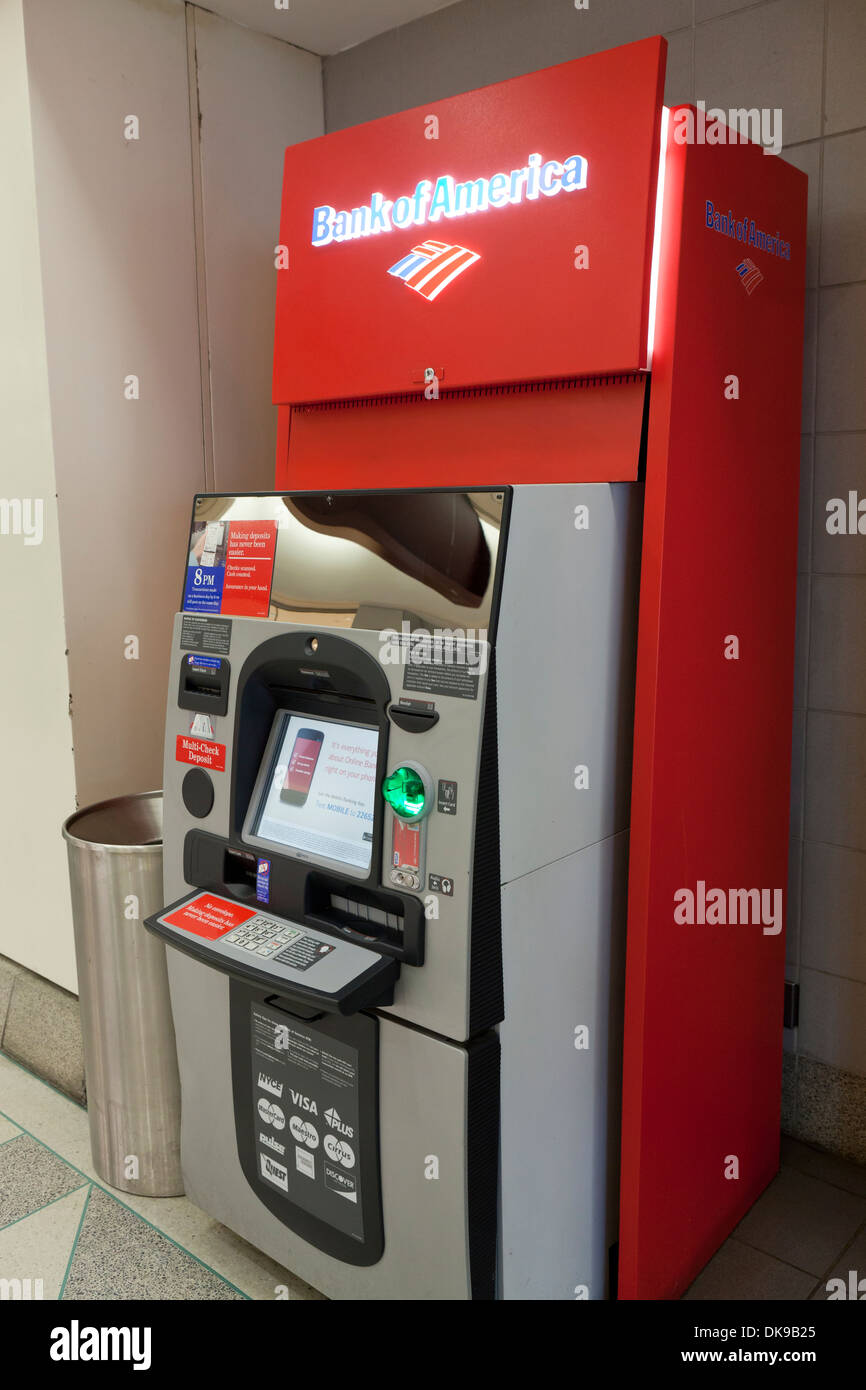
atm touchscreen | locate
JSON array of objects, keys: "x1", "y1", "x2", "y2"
[{"x1": 244, "y1": 712, "x2": 379, "y2": 874}]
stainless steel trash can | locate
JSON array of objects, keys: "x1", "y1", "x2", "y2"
[{"x1": 62, "y1": 791, "x2": 183, "y2": 1196}]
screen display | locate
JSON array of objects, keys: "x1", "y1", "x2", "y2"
[{"x1": 252, "y1": 714, "x2": 378, "y2": 871}]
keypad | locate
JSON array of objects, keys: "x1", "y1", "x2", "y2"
[{"x1": 222, "y1": 916, "x2": 302, "y2": 958}]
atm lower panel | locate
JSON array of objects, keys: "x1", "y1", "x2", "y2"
[{"x1": 167, "y1": 951, "x2": 494, "y2": 1299}]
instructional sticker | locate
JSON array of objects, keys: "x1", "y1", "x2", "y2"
[
  {"x1": 250, "y1": 1005, "x2": 364, "y2": 1240},
  {"x1": 189, "y1": 713, "x2": 215, "y2": 740},
  {"x1": 274, "y1": 936, "x2": 335, "y2": 972},
  {"x1": 175, "y1": 735, "x2": 226, "y2": 771},
  {"x1": 183, "y1": 520, "x2": 277, "y2": 619},
  {"x1": 437, "y1": 779, "x2": 458, "y2": 814},
  {"x1": 256, "y1": 857, "x2": 271, "y2": 904},
  {"x1": 180, "y1": 614, "x2": 233, "y2": 655},
  {"x1": 163, "y1": 894, "x2": 256, "y2": 941}
]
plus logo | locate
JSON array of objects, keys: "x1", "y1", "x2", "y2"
[{"x1": 324, "y1": 1106, "x2": 354, "y2": 1139}]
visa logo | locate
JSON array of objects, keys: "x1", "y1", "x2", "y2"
[{"x1": 290, "y1": 1090, "x2": 318, "y2": 1114}]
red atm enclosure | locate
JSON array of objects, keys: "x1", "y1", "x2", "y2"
[{"x1": 271, "y1": 37, "x2": 807, "y2": 1299}]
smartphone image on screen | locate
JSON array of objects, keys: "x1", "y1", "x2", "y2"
[{"x1": 280, "y1": 727, "x2": 324, "y2": 805}]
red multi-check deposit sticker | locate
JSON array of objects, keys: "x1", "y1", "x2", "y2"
[
  {"x1": 175, "y1": 735, "x2": 226, "y2": 771},
  {"x1": 162, "y1": 893, "x2": 256, "y2": 941}
]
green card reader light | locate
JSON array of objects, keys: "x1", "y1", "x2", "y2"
[{"x1": 382, "y1": 766, "x2": 428, "y2": 821}]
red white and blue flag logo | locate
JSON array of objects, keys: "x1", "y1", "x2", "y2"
[
  {"x1": 735, "y1": 257, "x2": 764, "y2": 295},
  {"x1": 387, "y1": 240, "x2": 480, "y2": 301}
]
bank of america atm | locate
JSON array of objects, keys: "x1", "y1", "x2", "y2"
[{"x1": 147, "y1": 37, "x2": 806, "y2": 1299}]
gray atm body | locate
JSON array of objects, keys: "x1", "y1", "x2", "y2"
[{"x1": 154, "y1": 484, "x2": 641, "y2": 1300}]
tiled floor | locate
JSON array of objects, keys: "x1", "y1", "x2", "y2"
[
  {"x1": 0, "y1": 1052, "x2": 324, "y2": 1300},
  {"x1": 3, "y1": 1048, "x2": 865, "y2": 1300},
  {"x1": 684, "y1": 1138, "x2": 866, "y2": 1299}
]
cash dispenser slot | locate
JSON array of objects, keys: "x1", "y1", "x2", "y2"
[{"x1": 306, "y1": 873, "x2": 421, "y2": 961}]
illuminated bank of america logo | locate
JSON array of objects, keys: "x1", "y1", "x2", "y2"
[{"x1": 387, "y1": 240, "x2": 480, "y2": 301}]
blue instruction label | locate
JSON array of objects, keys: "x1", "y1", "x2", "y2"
[
  {"x1": 183, "y1": 564, "x2": 226, "y2": 614},
  {"x1": 187, "y1": 654, "x2": 222, "y2": 671},
  {"x1": 256, "y1": 858, "x2": 271, "y2": 904}
]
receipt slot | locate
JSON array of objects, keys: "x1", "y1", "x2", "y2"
[{"x1": 147, "y1": 484, "x2": 640, "y2": 1297}]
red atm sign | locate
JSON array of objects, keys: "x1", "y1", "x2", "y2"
[{"x1": 274, "y1": 38, "x2": 665, "y2": 404}]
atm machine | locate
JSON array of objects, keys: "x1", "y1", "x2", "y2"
[{"x1": 147, "y1": 37, "x2": 807, "y2": 1300}]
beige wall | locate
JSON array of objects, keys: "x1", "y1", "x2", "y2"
[
  {"x1": 191, "y1": 7, "x2": 323, "y2": 493},
  {"x1": 0, "y1": 0, "x2": 77, "y2": 989},
  {"x1": 0, "y1": 0, "x2": 323, "y2": 989},
  {"x1": 24, "y1": 0, "x2": 206, "y2": 821}
]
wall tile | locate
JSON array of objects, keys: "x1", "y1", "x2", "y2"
[
  {"x1": 809, "y1": 575, "x2": 866, "y2": 713},
  {"x1": 820, "y1": 130, "x2": 866, "y2": 285},
  {"x1": 783, "y1": 140, "x2": 820, "y2": 289},
  {"x1": 825, "y1": 0, "x2": 866, "y2": 135},
  {"x1": 786, "y1": 833, "x2": 802, "y2": 969},
  {"x1": 811, "y1": 434, "x2": 866, "y2": 575},
  {"x1": 696, "y1": 0, "x2": 763, "y2": 20},
  {"x1": 816, "y1": 284, "x2": 866, "y2": 433},
  {"x1": 790, "y1": 705, "x2": 807, "y2": 844},
  {"x1": 798, "y1": 967, "x2": 866, "y2": 1076},
  {"x1": 801, "y1": 839, "x2": 866, "y2": 982},
  {"x1": 801, "y1": 289, "x2": 817, "y2": 433},
  {"x1": 798, "y1": 435, "x2": 814, "y2": 573},
  {"x1": 804, "y1": 710, "x2": 866, "y2": 853},
  {"x1": 324, "y1": 0, "x2": 692, "y2": 129},
  {"x1": 792, "y1": 573, "x2": 810, "y2": 710},
  {"x1": 694, "y1": 0, "x2": 824, "y2": 149},
  {"x1": 664, "y1": 28, "x2": 693, "y2": 107},
  {"x1": 781, "y1": 1050, "x2": 798, "y2": 1131}
]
